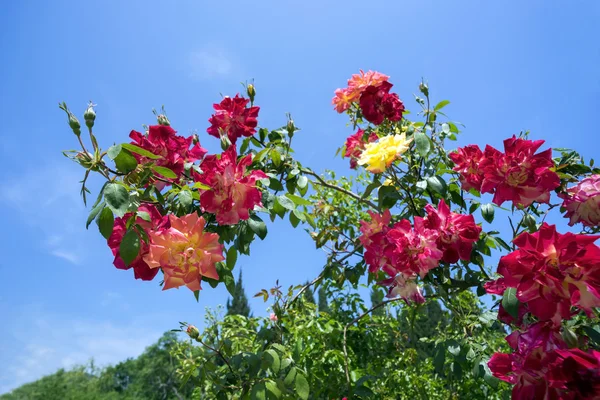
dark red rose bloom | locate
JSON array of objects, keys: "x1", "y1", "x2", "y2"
[
  {"x1": 358, "y1": 81, "x2": 404, "y2": 125},
  {"x1": 194, "y1": 146, "x2": 267, "y2": 225},
  {"x1": 449, "y1": 144, "x2": 485, "y2": 192},
  {"x1": 423, "y1": 199, "x2": 481, "y2": 264},
  {"x1": 496, "y1": 223, "x2": 600, "y2": 325},
  {"x1": 479, "y1": 136, "x2": 560, "y2": 207},
  {"x1": 343, "y1": 129, "x2": 378, "y2": 169},
  {"x1": 129, "y1": 125, "x2": 206, "y2": 187},
  {"x1": 488, "y1": 322, "x2": 567, "y2": 400},
  {"x1": 207, "y1": 95, "x2": 260, "y2": 144},
  {"x1": 107, "y1": 204, "x2": 169, "y2": 281},
  {"x1": 546, "y1": 349, "x2": 600, "y2": 399}
]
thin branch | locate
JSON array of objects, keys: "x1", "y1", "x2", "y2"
[
  {"x1": 300, "y1": 168, "x2": 378, "y2": 210},
  {"x1": 285, "y1": 272, "x2": 324, "y2": 310},
  {"x1": 195, "y1": 336, "x2": 235, "y2": 375}
]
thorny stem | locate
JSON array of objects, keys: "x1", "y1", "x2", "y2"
[
  {"x1": 301, "y1": 168, "x2": 378, "y2": 210},
  {"x1": 195, "y1": 336, "x2": 236, "y2": 376},
  {"x1": 285, "y1": 272, "x2": 324, "y2": 310}
]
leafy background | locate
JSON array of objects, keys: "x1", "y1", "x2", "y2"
[{"x1": 1, "y1": 0, "x2": 599, "y2": 394}]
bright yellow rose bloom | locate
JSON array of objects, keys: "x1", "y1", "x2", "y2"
[{"x1": 357, "y1": 133, "x2": 413, "y2": 173}]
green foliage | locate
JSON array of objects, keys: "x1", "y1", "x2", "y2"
[
  {"x1": 1, "y1": 333, "x2": 193, "y2": 400},
  {"x1": 172, "y1": 285, "x2": 511, "y2": 399}
]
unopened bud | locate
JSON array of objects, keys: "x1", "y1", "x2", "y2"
[
  {"x1": 76, "y1": 151, "x2": 94, "y2": 169},
  {"x1": 59, "y1": 102, "x2": 82, "y2": 136},
  {"x1": 419, "y1": 82, "x2": 429, "y2": 97},
  {"x1": 84, "y1": 102, "x2": 96, "y2": 130},
  {"x1": 287, "y1": 119, "x2": 296, "y2": 135},
  {"x1": 220, "y1": 133, "x2": 232, "y2": 151},
  {"x1": 247, "y1": 84, "x2": 256, "y2": 103},
  {"x1": 157, "y1": 114, "x2": 170, "y2": 126},
  {"x1": 186, "y1": 325, "x2": 200, "y2": 340},
  {"x1": 192, "y1": 133, "x2": 200, "y2": 146}
]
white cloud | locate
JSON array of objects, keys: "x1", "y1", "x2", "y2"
[
  {"x1": 0, "y1": 310, "x2": 163, "y2": 394},
  {"x1": 50, "y1": 250, "x2": 81, "y2": 265},
  {"x1": 189, "y1": 46, "x2": 234, "y2": 79},
  {"x1": 1, "y1": 164, "x2": 91, "y2": 265}
]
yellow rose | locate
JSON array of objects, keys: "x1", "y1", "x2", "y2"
[{"x1": 357, "y1": 133, "x2": 413, "y2": 173}]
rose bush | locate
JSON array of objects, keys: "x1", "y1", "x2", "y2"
[{"x1": 61, "y1": 70, "x2": 600, "y2": 399}]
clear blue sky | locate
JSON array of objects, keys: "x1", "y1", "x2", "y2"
[{"x1": 1, "y1": 0, "x2": 599, "y2": 393}]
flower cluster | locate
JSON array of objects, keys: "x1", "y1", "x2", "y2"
[
  {"x1": 106, "y1": 93, "x2": 264, "y2": 290},
  {"x1": 193, "y1": 146, "x2": 267, "y2": 225},
  {"x1": 332, "y1": 70, "x2": 404, "y2": 126},
  {"x1": 359, "y1": 200, "x2": 480, "y2": 303},
  {"x1": 129, "y1": 125, "x2": 207, "y2": 188},
  {"x1": 342, "y1": 129, "x2": 378, "y2": 169},
  {"x1": 207, "y1": 95, "x2": 260, "y2": 144},
  {"x1": 489, "y1": 322, "x2": 600, "y2": 399},
  {"x1": 560, "y1": 174, "x2": 600, "y2": 227},
  {"x1": 487, "y1": 223, "x2": 600, "y2": 397},
  {"x1": 451, "y1": 136, "x2": 560, "y2": 207},
  {"x1": 332, "y1": 70, "x2": 389, "y2": 113}
]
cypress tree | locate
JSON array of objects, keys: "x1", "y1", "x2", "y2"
[
  {"x1": 370, "y1": 287, "x2": 385, "y2": 316},
  {"x1": 226, "y1": 270, "x2": 252, "y2": 317},
  {"x1": 318, "y1": 285, "x2": 330, "y2": 313},
  {"x1": 303, "y1": 281, "x2": 316, "y2": 304}
]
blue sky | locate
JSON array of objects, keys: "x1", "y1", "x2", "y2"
[{"x1": 1, "y1": 0, "x2": 599, "y2": 393}]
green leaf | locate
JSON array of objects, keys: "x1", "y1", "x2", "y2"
[
  {"x1": 152, "y1": 165, "x2": 177, "y2": 179},
  {"x1": 86, "y1": 201, "x2": 105, "y2": 228},
  {"x1": 414, "y1": 131, "x2": 431, "y2": 157},
  {"x1": 248, "y1": 215, "x2": 267, "y2": 240},
  {"x1": 426, "y1": 176, "x2": 447, "y2": 195},
  {"x1": 289, "y1": 211, "x2": 300, "y2": 228},
  {"x1": 294, "y1": 373, "x2": 309, "y2": 400},
  {"x1": 297, "y1": 175, "x2": 308, "y2": 189},
  {"x1": 104, "y1": 183, "x2": 130, "y2": 217},
  {"x1": 284, "y1": 367, "x2": 297, "y2": 385},
  {"x1": 108, "y1": 145, "x2": 138, "y2": 174},
  {"x1": 434, "y1": 100, "x2": 450, "y2": 111},
  {"x1": 582, "y1": 326, "x2": 600, "y2": 346},
  {"x1": 502, "y1": 287, "x2": 520, "y2": 319},
  {"x1": 433, "y1": 345, "x2": 445, "y2": 374},
  {"x1": 136, "y1": 211, "x2": 151, "y2": 222},
  {"x1": 270, "y1": 149, "x2": 282, "y2": 167},
  {"x1": 226, "y1": 246, "x2": 238, "y2": 270},
  {"x1": 193, "y1": 290, "x2": 199, "y2": 302},
  {"x1": 193, "y1": 182, "x2": 211, "y2": 191},
  {"x1": 362, "y1": 179, "x2": 381, "y2": 199},
  {"x1": 447, "y1": 340, "x2": 461, "y2": 356},
  {"x1": 120, "y1": 229, "x2": 140, "y2": 266},
  {"x1": 264, "y1": 349, "x2": 281, "y2": 374},
  {"x1": 178, "y1": 190, "x2": 193, "y2": 209},
  {"x1": 481, "y1": 203, "x2": 495, "y2": 223},
  {"x1": 276, "y1": 195, "x2": 295, "y2": 211},
  {"x1": 97, "y1": 207, "x2": 114, "y2": 239},
  {"x1": 121, "y1": 143, "x2": 162, "y2": 159},
  {"x1": 265, "y1": 381, "x2": 282, "y2": 399},
  {"x1": 250, "y1": 382, "x2": 266, "y2": 400},
  {"x1": 285, "y1": 193, "x2": 311, "y2": 206},
  {"x1": 378, "y1": 185, "x2": 400, "y2": 210},
  {"x1": 264, "y1": 178, "x2": 281, "y2": 192}
]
